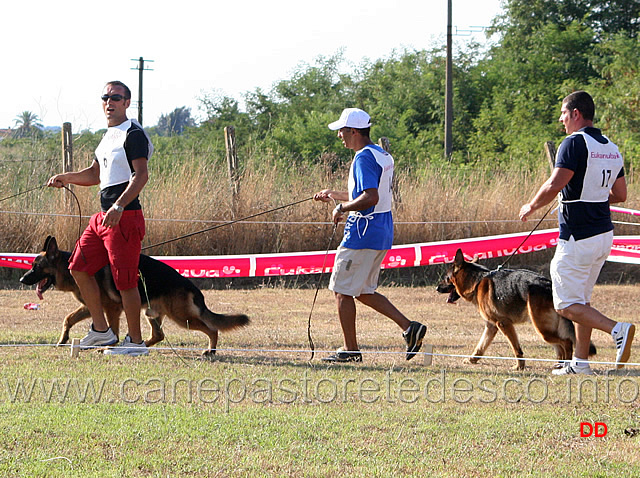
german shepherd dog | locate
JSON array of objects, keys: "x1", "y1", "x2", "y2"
[
  {"x1": 19, "y1": 236, "x2": 250, "y2": 355},
  {"x1": 436, "y1": 249, "x2": 595, "y2": 370}
]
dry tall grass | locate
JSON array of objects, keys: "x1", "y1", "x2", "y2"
[{"x1": 2, "y1": 142, "x2": 639, "y2": 262}]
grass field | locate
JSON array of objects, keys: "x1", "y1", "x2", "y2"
[{"x1": 1, "y1": 283, "x2": 639, "y2": 477}]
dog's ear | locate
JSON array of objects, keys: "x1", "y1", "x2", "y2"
[
  {"x1": 42, "y1": 236, "x2": 53, "y2": 252},
  {"x1": 44, "y1": 236, "x2": 59, "y2": 258},
  {"x1": 454, "y1": 249, "x2": 465, "y2": 269}
]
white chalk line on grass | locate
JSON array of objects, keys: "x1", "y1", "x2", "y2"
[
  {"x1": 40, "y1": 456, "x2": 72, "y2": 468},
  {"x1": 1, "y1": 342, "x2": 639, "y2": 368}
]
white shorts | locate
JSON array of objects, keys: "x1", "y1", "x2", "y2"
[
  {"x1": 550, "y1": 231, "x2": 613, "y2": 310},
  {"x1": 329, "y1": 247, "x2": 387, "y2": 297}
]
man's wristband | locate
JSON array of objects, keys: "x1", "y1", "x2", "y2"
[
  {"x1": 112, "y1": 204, "x2": 124, "y2": 213},
  {"x1": 334, "y1": 203, "x2": 344, "y2": 214}
]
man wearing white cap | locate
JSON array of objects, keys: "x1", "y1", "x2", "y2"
[{"x1": 314, "y1": 108, "x2": 426, "y2": 362}]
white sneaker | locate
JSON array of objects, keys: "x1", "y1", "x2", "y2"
[
  {"x1": 79, "y1": 325, "x2": 118, "y2": 349},
  {"x1": 553, "y1": 361, "x2": 567, "y2": 370},
  {"x1": 612, "y1": 322, "x2": 635, "y2": 369},
  {"x1": 552, "y1": 363, "x2": 594, "y2": 376},
  {"x1": 103, "y1": 335, "x2": 149, "y2": 356}
]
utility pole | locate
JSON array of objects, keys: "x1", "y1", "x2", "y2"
[
  {"x1": 131, "y1": 57, "x2": 154, "y2": 126},
  {"x1": 444, "y1": 0, "x2": 453, "y2": 160}
]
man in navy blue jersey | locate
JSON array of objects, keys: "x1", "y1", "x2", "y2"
[
  {"x1": 520, "y1": 91, "x2": 635, "y2": 375},
  {"x1": 314, "y1": 108, "x2": 426, "y2": 363}
]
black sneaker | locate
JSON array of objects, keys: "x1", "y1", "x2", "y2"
[
  {"x1": 403, "y1": 321, "x2": 426, "y2": 361},
  {"x1": 322, "y1": 348, "x2": 363, "y2": 363}
]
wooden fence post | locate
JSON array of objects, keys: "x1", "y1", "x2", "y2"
[
  {"x1": 378, "y1": 137, "x2": 401, "y2": 206},
  {"x1": 378, "y1": 137, "x2": 390, "y2": 153},
  {"x1": 61, "y1": 122, "x2": 74, "y2": 211},
  {"x1": 544, "y1": 141, "x2": 556, "y2": 172},
  {"x1": 224, "y1": 126, "x2": 239, "y2": 214}
]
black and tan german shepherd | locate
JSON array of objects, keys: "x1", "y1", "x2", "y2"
[
  {"x1": 19, "y1": 236, "x2": 249, "y2": 355},
  {"x1": 436, "y1": 249, "x2": 595, "y2": 370}
]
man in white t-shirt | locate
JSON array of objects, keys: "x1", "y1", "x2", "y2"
[
  {"x1": 314, "y1": 108, "x2": 426, "y2": 362},
  {"x1": 48, "y1": 81, "x2": 153, "y2": 356}
]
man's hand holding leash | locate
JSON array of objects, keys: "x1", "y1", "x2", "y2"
[
  {"x1": 519, "y1": 203, "x2": 534, "y2": 222},
  {"x1": 47, "y1": 174, "x2": 68, "y2": 189},
  {"x1": 47, "y1": 170, "x2": 123, "y2": 228},
  {"x1": 314, "y1": 189, "x2": 348, "y2": 224}
]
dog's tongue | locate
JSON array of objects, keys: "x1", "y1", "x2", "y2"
[{"x1": 36, "y1": 280, "x2": 45, "y2": 300}]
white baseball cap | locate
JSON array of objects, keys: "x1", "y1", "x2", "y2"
[{"x1": 328, "y1": 108, "x2": 372, "y2": 130}]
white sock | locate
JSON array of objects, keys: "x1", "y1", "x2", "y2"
[
  {"x1": 572, "y1": 356, "x2": 590, "y2": 368},
  {"x1": 611, "y1": 323, "x2": 622, "y2": 337}
]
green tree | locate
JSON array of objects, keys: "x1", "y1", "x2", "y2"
[
  {"x1": 269, "y1": 53, "x2": 353, "y2": 115},
  {"x1": 471, "y1": 2, "x2": 598, "y2": 163},
  {"x1": 589, "y1": 0, "x2": 640, "y2": 38},
  {"x1": 589, "y1": 33, "x2": 640, "y2": 168},
  {"x1": 199, "y1": 92, "x2": 252, "y2": 134},
  {"x1": 161, "y1": 0, "x2": 640, "y2": 170},
  {"x1": 490, "y1": 0, "x2": 640, "y2": 41},
  {"x1": 355, "y1": 49, "x2": 448, "y2": 165},
  {"x1": 155, "y1": 106, "x2": 196, "y2": 136},
  {"x1": 245, "y1": 52, "x2": 355, "y2": 162}
]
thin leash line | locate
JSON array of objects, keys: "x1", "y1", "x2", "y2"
[
  {"x1": 0, "y1": 209, "x2": 563, "y2": 226},
  {"x1": 141, "y1": 196, "x2": 314, "y2": 251},
  {"x1": 494, "y1": 199, "x2": 558, "y2": 271},
  {"x1": 433, "y1": 200, "x2": 556, "y2": 287},
  {"x1": 0, "y1": 183, "x2": 85, "y2": 241},
  {"x1": 5, "y1": 207, "x2": 638, "y2": 228},
  {"x1": 612, "y1": 220, "x2": 640, "y2": 226},
  {"x1": 57, "y1": 185, "x2": 87, "y2": 264},
  {"x1": 0, "y1": 184, "x2": 47, "y2": 203},
  {"x1": 2, "y1": 343, "x2": 639, "y2": 367},
  {"x1": 2, "y1": 208, "x2": 636, "y2": 227},
  {"x1": 307, "y1": 221, "x2": 338, "y2": 361},
  {"x1": 138, "y1": 271, "x2": 194, "y2": 368},
  {"x1": 60, "y1": 185, "x2": 83, "y2": 244}
]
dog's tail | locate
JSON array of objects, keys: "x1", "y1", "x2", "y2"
[
  {"x1": 192, "y1": 290, "x2": 250, "y2": 331},
  {"x1": 560, "y1": 317, "x2": 597, "y2": 356},
  {"x1": 203, "y1": 311, "x2": 250, "y2": 331}
]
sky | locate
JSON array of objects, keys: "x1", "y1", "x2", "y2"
[{"x1": 2, "y1": 0, "x2": 504, "y2": 132}]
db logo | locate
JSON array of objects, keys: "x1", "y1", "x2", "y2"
[{"x1": 580, "y1": 422, "x2": 608, "y2": 437}]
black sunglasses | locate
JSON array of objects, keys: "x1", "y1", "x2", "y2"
[{"x1": 101, "y1": 94, "x2": 126, "y2": 102}]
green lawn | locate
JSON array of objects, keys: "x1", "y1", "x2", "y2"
[
  {"x1": 1, "y1": 286, "x2": 639, "y2": 477},
  {"x1": 1, "y1": 349, "x2": 639, "y2": 477}
]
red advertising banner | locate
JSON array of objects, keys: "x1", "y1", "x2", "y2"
[
  {"x1": 162, "y1": 228, "x2": 561, "y2": 277},
  {"x1": 2, "y1": 227, "x2": 639, "y2": 278},
  {"x1": 0, "y1": 254, "x2": 34, "y2": 271},
  {"x1": 0, "y1": 228, "x2": 559, "y2": 277}
]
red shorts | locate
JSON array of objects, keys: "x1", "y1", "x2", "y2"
[{"x1": 69, "y1": 210, "x2": 145, "y2": 290}]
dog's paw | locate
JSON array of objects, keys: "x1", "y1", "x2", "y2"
[
  {"x1": 202, "y1": 349, "x2": 217, "y2": 359},
  {"x1": 463, "y1": 357, "x2": 480, "y2": 365}
]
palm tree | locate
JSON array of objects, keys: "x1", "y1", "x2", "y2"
[{"x1": 12, "y1": 111, "x2": 43, "y2": 138}]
